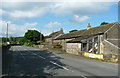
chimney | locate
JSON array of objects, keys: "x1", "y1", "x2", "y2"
[
  {"x1": 87, "y1": 23, "x2": 91, "y2": 30},
  {"x1": 60, "y1": 28, "x2": 63, "y2": 31},
  {"x1": 52, "y1": 30, "x2": 54, "y2": 33}
]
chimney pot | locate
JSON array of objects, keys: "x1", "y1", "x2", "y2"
[
  {"x1": 60, "y1": 28, "x2": 63, "y2": 31},
  {"x1": 87, "y1": 23, "x2": 91, "y2": 29},
  {"x1": 52, "y1": 30, "x2": 54, "y2": 33}
]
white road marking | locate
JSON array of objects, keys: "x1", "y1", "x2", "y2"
[
  {"x1": 50, "y1": 61, "x2": 69, "y2": 71},
  {"x1": 17, "y1": 48, "x2": 25, "y2": 60},
  {"x1": 32, "y1": 52, "x2": 46, "y2": 60},
  {"x1": 29, "y1": 51, "x2": 70, "y2": 71},
  {"x1": 27, "y1": 48, "x2": 88, "y2": 78},
  {"x1": 20, "y1": 52, "x2": 25, "y2": 60},
  {"x1": 81, "y1": 75, "x2": 87, "y2": 78},
  {"x1": 12, "y1": 46, "x2": 88, "y2": 77}
]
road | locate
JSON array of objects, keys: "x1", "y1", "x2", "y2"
[
  {"x1": 0, "y1": 46, "x2": 2, "y2": 76},
  {"x1": 8, "y1": 46, "x2": 118, "y2": 77}
]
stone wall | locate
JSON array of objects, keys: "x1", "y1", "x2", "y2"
[
  {"x1": 105, "y1": 23, "x2": 119, "y2": 39},
  {"x1": 66, "y1": 43, "x2": 81, "y2": 55},
  {"x1": 45, "y1": 38, "x2": 52, "y2": 45},
  {"x1": 61, "y1": 39, "x2": 74, "y2": 51},
  {"x1": 2, "y1": 45, "x2": 11, "y2": 75},
  {"x1": 103, "y1": 40, "x2": 119, "y2": 55},
  {"x1": 99, "y1": 35, "x2": 104, "y2": 54},
  {"x1": 53, "y1": 40, "x2": 62, "y2": 45}
]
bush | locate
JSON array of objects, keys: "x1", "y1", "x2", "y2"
[
  {"x1": 27, "y1": 42, "x2": 34, "y2": 46},
  {"x1": 23, "y1": 42, "x2": 28, "y2": 46},
  {"x1": 53, "y1": 44, "x2": 62, "y2": 48},
  {"x1": 0, "y1": 43, "x2": 7, "y2": 46},
  {"x1": 36, "y1": 41, "x2": 44, "y2": 45}
]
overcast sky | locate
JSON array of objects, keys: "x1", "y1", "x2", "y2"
[{"x1": 0, "y1": 0, "x2": 119, "y2": 37}]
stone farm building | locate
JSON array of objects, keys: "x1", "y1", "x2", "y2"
[
  {"x1": 45, "y1": 28, "x2": 64, "y2": 46},
  {"x1": 55, "y1": 22, "x2": 120, "y2": 58}
]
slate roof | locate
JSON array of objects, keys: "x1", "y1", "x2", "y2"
[
  {"x1": 55, "y1": 29, "x2": 87, "y2": 40},
  {"x1": 80, "y1": 22, "x2": 118, "y2": 36},
  {"x1": 66, "y1": 22, "x2": 119, "y2": 43},
  {"x1": 66, "y1": 35, "x2": 95, "y2": 43},
  {"x1": 56, "y1": 22, "x2": 118, "y2": 41},
  {"x1": 45, "y1": 30, "x2": 64, "y2": 39}
]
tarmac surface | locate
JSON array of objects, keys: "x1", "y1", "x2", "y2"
[{"x1": 8, "y1": 46, "x2": 118, "y2": 77}]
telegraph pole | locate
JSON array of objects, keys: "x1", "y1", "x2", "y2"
[
  {"x1": 40, "y1": 30, "x2": 42, "y2": 41},
  {"x1": 6, "y1": 23, "x2": 8, "y2": 44},
  {"x1": 39, "y1": 30, "x2": 42, "y2": 46}
]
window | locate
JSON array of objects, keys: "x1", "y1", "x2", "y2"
[{"x1": 94, "y1": 36, "x2": 98, "y2": 42}]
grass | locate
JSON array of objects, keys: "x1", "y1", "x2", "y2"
[
  {"x1": 33, "y1": 45, "x2": 119, "y2": 64},
  {"x1": 0, "y1": 43, "x2": 7, "y2": 46},
  {"x1": 48, "y1": 48, "x2": 119, "y2": 63}
]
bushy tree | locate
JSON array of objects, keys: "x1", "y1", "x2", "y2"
[
  {"x1": 24, "y1": 30, "x2": 44, "y2": 44},
  {"x1": 100, "y1": 22, "x2": 109, "y2": 25},
  {"x1": 2, "y1": 37, "x2": 6, "y2": 43},
  {"x1": 69, "y1": 29, "x2": 78, "y2": 33},
  {"x1": 17, "y1": 37, "x2": 27, "y2": 45},
  {"x1": 24, "y1": 30, "x2": 40, "y2": 41}
]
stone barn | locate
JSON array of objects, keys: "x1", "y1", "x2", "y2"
[
  {"x1": 66, "y1": 22, "x2": 120, "y2": 57},
  {"x1": 45, "y1": 28, "x2": 64, "y2": 46},
  {"x1": 55, "y1": 29, "x2": 87, "y2": 51}
]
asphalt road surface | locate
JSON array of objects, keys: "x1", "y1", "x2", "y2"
[{"x1": 8, "y1": 46, "x2": 118, "y2": 77}]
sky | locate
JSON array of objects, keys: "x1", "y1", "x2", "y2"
[{"x1": 0, "y1": 0, "x2": 119, "y2": 37}]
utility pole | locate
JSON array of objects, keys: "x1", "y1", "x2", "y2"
[
  {"x1": 6, "y1": 23, "x2": 8, "y2": 44},
  {"x1": 40, "y1": 30, "x2": 42, "y2": 41}
]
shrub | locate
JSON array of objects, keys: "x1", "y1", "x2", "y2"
[
  {"x1": 53, "y1": 44, "x2": 62, "y2": 48},
  {"x1": 23, "y1": 42, "x2": 28, "y2": 46}
]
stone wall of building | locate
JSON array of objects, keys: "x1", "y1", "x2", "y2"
[
  {"x1": 61, "y1": 39, "x2": 74, "y2": 51},
  {"x1": 45, "y1": 38, "x2": 52, "y2": 45},
  {"x1": 66, "y1": 43, "x2": 81, "y2": 55},
  {"x1": 103, "y1": 23, "x2": 120, "y2": 40},
  {"x1": 99, "y1": 35, "x2": 104, "y2": 54},
  {"x1": 100, "y1": 23, "x2": 120, "y2": 55},
  {"x1": 103, "y1": 40, "x2": 119, "y2": 55},
  {"x1": 53, "y1": 40, "x2": 62, "y2": 45}
]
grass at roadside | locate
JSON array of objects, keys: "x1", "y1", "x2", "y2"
[
  {"x1": 0, "y1": 43, "x2": 6, "y2": 46},
  {"x1": 32, "y1": 46, "x2": 119, "y2": 64}
]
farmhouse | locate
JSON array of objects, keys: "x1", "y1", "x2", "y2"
[
  {"x1": 55, "y1": 22, "x2": 120, "y2": 57},
  {"x1": 45, "y1": 28, "x2": 64, "y2": 45},
  {"x1": 55, "y1": 28, "x2": 87, "y2": 51}
]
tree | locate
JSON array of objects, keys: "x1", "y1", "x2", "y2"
[
  {"x1": 24, "y1": 30, "x2": 44, "y2": 42},
  {"x1": 17, "y1": 37, "x2": 27, "y2": 45},
  {"x1": 2, "y1": 37, "x2": 6, "y2": 43},
  {"x1": 9, "y1": 36, "x2": 14, "y2": 43},
  {"x1": 100, "y1": 22, "x2": 109, "y2": 25},
  {"x1": 69, "y1": 29, "x2": 78, "y2": 33}
]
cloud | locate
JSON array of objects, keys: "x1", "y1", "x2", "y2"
[
  {"x1": 44, "y1": 22, "x2": 62, "y2": 28},
  {"x1": 51, "y1": 2, "x2": 113, "y2": 16},
  {"x1": 40, "y1": 29, "x2": 53, "y2": 36},
  {"x1": 9, "y1": 7, "x2": 46, "y2": 18},
  {"x1": 1, "y1": 2, "x2": 115, "y2": 18},
  {"x1": 1, "y1": 6, "x2": 48, "y2": 18},
  {"x1": 0, "y1": 20, "x2": 39, "y2": 37},
  {"x1": 71, "y1": 15, "x2": 89, "y2": 23},
  {"x1": 2, "y1": 0, "x2": 120, "y2": 2},
  {"x1": 0, "y1": 20, "x2": 57, "y2": 37},
  {"x1": 1, "y1": 2, "x2": 51, "y2": 18}
]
